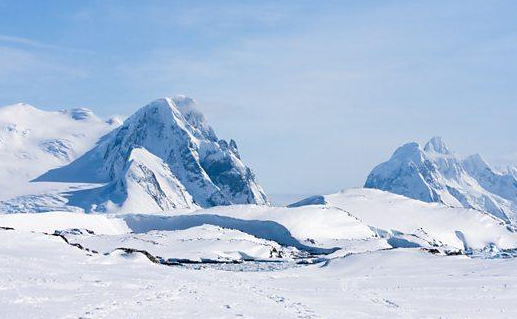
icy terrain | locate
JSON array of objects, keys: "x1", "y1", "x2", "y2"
[
  {"x1": 365, "y1": 136, "x2": 517, "y2": 223},
  {"x1": 2, "y1": 208, "x2": 517, "y2": 318}
]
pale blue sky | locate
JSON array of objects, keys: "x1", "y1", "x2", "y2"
[{"x1": 0, "y1": 0, "x2": 516, "y2": 199}]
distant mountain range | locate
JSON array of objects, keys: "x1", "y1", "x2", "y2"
[
  {"x1": 1, "y1": 98, "x2": 517, "y2": 228},
  {"x1": 364, "y1": 137, "x2": 517, "y2": 223},
  {"x1": 0, "y1": 96, "x2": 268, "y2": 213}
]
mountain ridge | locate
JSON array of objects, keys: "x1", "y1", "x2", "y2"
[
  {"x1": 364, "y1": 137, "x2": 517, "y2": 223},
  {"x1": 31, "y1": 96, "x2": 268, "y2": 212}
]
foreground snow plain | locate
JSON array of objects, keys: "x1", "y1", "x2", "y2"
[
  {"x1": 1, "y1": 229, "x2": 517, "y2": 319},
  {"x1": 2, "y1": 189, "x2": 517, "y2": 318}
]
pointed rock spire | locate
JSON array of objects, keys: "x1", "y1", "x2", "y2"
[{"x1": 424, "y1": 136, "x2": 451, "y2": 155}]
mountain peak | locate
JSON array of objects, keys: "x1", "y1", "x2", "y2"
[
  {"x1": 35, "y1": 96, "x2": 268, "y2": 211},
  {"x1": 142, "y1": 98, "x2": 178, "y2": 114},
  {"x1": 390, "y1": 142, "x2": 426, "y2": 164},
  {"x1": 393, "y1": 142, "x2": 421, "y2": 156},
  {"x1": 172, "y1": 95, "x2": 196, "y2": 112},
  {"x1": 171, "y1": 95, "x2": 217, "y2": 142},
  {"x1": 424, "y1": 136, "x2": 451, "y2": 155},
  {"x1": 365, "y1": 137, "x2": 517, "y2": 223}
]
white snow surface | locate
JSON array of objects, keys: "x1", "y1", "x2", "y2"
[
  {"x1": 0, "y1": 211, "x2": 128, "y2": 234},
  {"x1": 193, "y1": 204, "x2": 376, "y2": 248},
  {"x1": 290, "y1": 188, "x2": 517, "y2": 251},
  {"x1": 0, "y1": 103, "x2": 118, "y2": 200},
  {"x1": 1, "y1": 189, "x2": 517, "y2": 317},
  {"x1": 59, "y1": 225, "x2": 302, "y2": 263},
  {"x1": 1, "y1": 228, "x2": 517, "y2": 318}
]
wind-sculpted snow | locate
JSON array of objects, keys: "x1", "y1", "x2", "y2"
[
  {"x1": 365, "y1": 136, "x2": 517, "y2": 223},
  {"x1": 0, "y1": 205, "x2": 373, "y2": 255},
  {"x1": 122, "y1": 214, "x2": 337, "y2": 254},
  {"x1": 287, "y1": 195, "x2": 326, "y2": 207},
  {"x1": 34, "y1": 97, "x2": 268, "y2": 213},
  {"x1": 191, "y1": 204, "x2": 377, "y2": 248},
  {"x1": 290, "y1": 188, "x2": 517, "y2": 253},
  {"x1": 57, "y1": 225, "x2": 304, "y2": 263}
]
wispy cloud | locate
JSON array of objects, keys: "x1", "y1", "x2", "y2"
[
  {"x1": 0, "y1": 45, "x2": 86, "y2": 78},
  {"x1": 0, "y1": 34, "x2": 94, "y2": 54}
]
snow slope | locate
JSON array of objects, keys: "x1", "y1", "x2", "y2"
[
  {"x1": 0, "y1": 211, "x2": 128, "y2": 234},
  {"x1": 58, "y1": 225, "x2": 302, "y2": 263},
  {"x1": 0, "y1": 204, "x2": 374, "y2": 255},
  {"x1": 34, "y1": 97, "x2": 268, "y2": 212},
  {"x1": 64, "y1": 147, "x2": 199, "y2": 213},
  {"x1": 290, "y1": 188, "x2": 517, "y2": 252},
  {"x1": 0, "y1": 103, "x2": 118, "y2": 200},
  {"x1": 365, "y1": 136, "x2": 517, "y2": 223},
  {"x1": 1, "y1": 197, "x2": 517, "y2": 317},
  {"x1": 4, "y1": 187, "x2": 517, "y2": 255},
  {"x1": 121, "y1": 205, "x2": 376, "y2": 253}
]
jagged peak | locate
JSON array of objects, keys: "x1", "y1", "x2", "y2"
[
  {"x1": 172, "y1": 95, "x2": 198, "y2": 115},
  {"x1": 140, "y1": 98, "x2": 177, "y2": 113},
  {"x1": 134, "y1": 97, "x2": 196, "y2": 120},
  {"x1": 391, "y1": 142, "x2": 424, "y2": 161},
  {"x1": 34, "y1": 96, "x2": 268, "y2": 209},
  {"x1": 138, "y1": 96, "x2": 196, "y2": 117},
  {"x1": 424, "y1": 136, "x2": 451, "y2": 155},
  {"x1": 123, "y1": 96, "x2": 218, "y2": 141},
  {"x1": 127, "y1": 98, "x2": 185, "y2": 128},
  {"x1": 172, "y1": 95, "x2": 217, "y2": 141}
]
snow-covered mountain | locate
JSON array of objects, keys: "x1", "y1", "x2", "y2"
[
  {"x1": 0, "y1": 103, "x2": 119, "y2": 201},
  {"x1": 364, "y1": 137, "x2": 517, "y2": 223},
  {"x1": 32, "y1": 96, "x2": 268, "y2": 212}
]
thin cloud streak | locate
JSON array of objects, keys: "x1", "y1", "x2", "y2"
[{"x1": 0, "y1": 34, "x2": 95, "y2": 54}]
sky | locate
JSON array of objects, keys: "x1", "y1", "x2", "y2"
[{"x1": 0, "y1": 0, "x2": 516, "y2": 200}]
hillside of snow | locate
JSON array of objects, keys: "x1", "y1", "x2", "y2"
[
  {"x1": 290, "y1": 188, "x2": 517, "y2": 253},
  {"x1": 0, "y1": 103, "x2": 119, "y2": 201}
]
